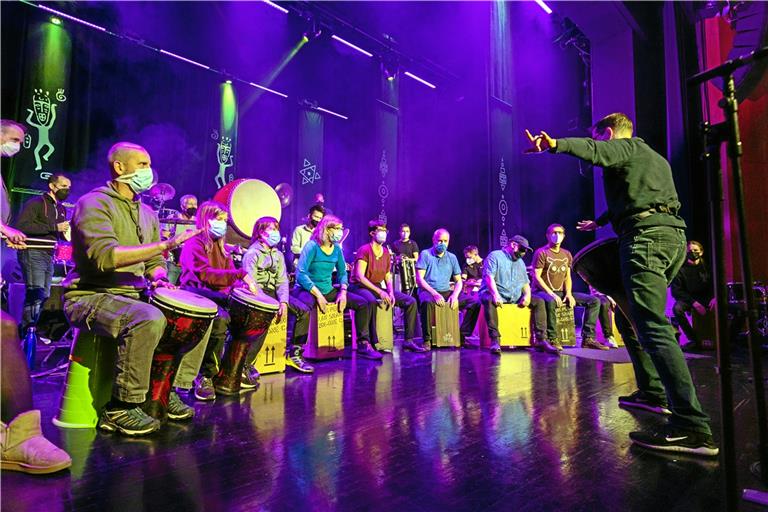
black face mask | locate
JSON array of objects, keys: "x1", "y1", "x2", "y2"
[
  {"x1": 516, "y1": 250, "x2": 527, "y2": 259},
  {"x1": 185, "y1": 207, "x2": 197, "y2": 217},
  {"x1": 688, "y1": 251, "x2": 701, "y2": 261},
  {"x1": 54, "y1": 189, "x2": 70, "y2": 201},
  {"x1": 309, "y1": 219, "x2": 319, "y2": 228}
]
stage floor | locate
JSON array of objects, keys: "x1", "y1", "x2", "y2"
[{"x1": 3, "y1": 341, "x2": 766, "y2": 512}]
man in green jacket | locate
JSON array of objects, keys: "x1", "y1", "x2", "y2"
[{"x1": 525, "y1": 113, "x2": 717, "y2": 457}]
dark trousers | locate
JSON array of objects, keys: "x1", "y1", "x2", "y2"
[
  {"x1": 618, "y1": 225, "x2": 711, "y2": 434},
  {"x1": 290, "y1": 287, "x2": 374, "y2": 344},
  {"x1": 417, "y1": 289, "x2": 480, "y2": 343},
  {"x1": 533, "y1": 290, "x2": 600, "y2": 340},
  {"x1": 17, "y1": 249, "x2": 53, "y2": 332},
  {"x1": 348, "y1": 284, "x2": 418, "y2": 342},
  {"x1": 672, "y1": 300, "x2": 700, "y2": 343},
  {"x1": 597, "y1": 295, "x2": 615, "y2": 338},
  {"x1": 479, "y1": 293, "x2": 544, "y2": 342}
]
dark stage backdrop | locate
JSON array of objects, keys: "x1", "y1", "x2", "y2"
[{"x1": 1, "y1": 1, "x2": 590, "y2": 267}]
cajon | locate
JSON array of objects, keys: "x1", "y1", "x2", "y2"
[
  {"x1": 431, "y1": 305, "x2": 460, "y2": 348},
  {"x1": 554, "y1": 305, "x2": 576, "y2": 346},
  {"x1": 679, "y1": 309, "x2": 716, "y2": 348},
  {"x1": 478, "y1": 303, "x2": 532, "y2": 348},
  {"x1": 304, "y1": 305, "x2": 345, "y2": 360},
  {"x1": 253, "y1": 315, "x2": 287, "y2": 374}
]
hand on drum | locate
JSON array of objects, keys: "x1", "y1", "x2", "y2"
[
  {"x1": 432, "y1": 292, "x2": 446, "y2": 307},
  {"x1": 524, "y1": 129, "x2": 556, "y2": 153},
  {"x1": 492, "y1": 292, "x2": 503, "y2": 307},
  {"x1": 576, "y1": 220, "x2": 598, "y2": 232},
  {"x1": 550, "y1": 291, "x2": 563, "y2": 307},
  {"x1": 316, "y1": 294, "x2": 329, "y2": 314},
  {"x1": 276, "y1": 302, "x2": 288, "y2": 323},
  {"x1": 519, "y1": 295, "x2": 531, "y2": 308},
  {"x1": 564, "y1": 294, "x2": 576, "y2": 309},
  {"x1": 336, "y1": 290, "x2": 347, "y2": 313},
  {"x1": 243, "y1": 275, "x2": 259, "y2": 296},
  {"x1": 447, "y1": 294, "x2": 460, "y2": 311},
  {"x1": 379, "y1": 289, "x2": 394, "y2": 308},
  {"x1": 150, "y1": 278, "x2": 175, "y2": 290}
]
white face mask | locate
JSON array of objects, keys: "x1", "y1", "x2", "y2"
[
  {"x1": 550, "y1": 233, "x2": 564, "y2": 245},
  {"x1": 1, "y1": 142, "x2": 21, "y2": 157},
  {"x1": 465, "y1": 258, "x2": 474, "y2": 266},
  {"x1": 375, "y1": 231, "x2": 387, "y2": 244}
]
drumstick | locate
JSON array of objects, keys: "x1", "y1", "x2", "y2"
[{"x1": 1, "y1": 235, "x2": 57, "y2": 244}]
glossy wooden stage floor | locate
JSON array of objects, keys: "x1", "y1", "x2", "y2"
[{"x1": 3, "y1": 342, "x2": 766, "y2": 512}]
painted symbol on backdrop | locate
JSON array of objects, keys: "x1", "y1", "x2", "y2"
[
  {"x1": 299, "y1": 158, "x2": 320, "y2": 185},
  {"x1": 215, "y1": 136, "x2": 234, "y2": 189},
  {"x1": 379, "y1": 150, "x2": 388, "y2": 177},
  {"x1": 378, "y1": 184, "x2": 389, "y2": 200},
  {"x1": 498, "y1": 199, "x2": 508, "y2": 217},
  {"x1": 55, "y1": 89, "x2": 67, "y2": 102},
  {"x1": 39, "y1": 172, "x2": 52, "y2": 181},
  {"x1": 499, "y1": 157, "x2": 507, "y2": 190},
  {"x1": 23, "y1": 134, "x2": 32, "y2": 149},
  {"x1": 379, "y1": 209, "x2": 387, "y2": 224},
  {"x1": 499, "y1": 229, "x2": 508, "y2": 248},
  {"x1": 211, "y1": 129, "x2": 219, "y2": 140},
  {"x1": 26, "y1": 88, "x2": 64, "y2": 171},
  {"x1": 378, "y1": 149, "x2": 389, "y2": 221}
]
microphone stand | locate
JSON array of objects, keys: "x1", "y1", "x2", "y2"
[{"x1": 688, "y1": 46, "x2": 768, "y2": 510}]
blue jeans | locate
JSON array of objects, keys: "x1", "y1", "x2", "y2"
[
  {"x1": 618, "y1": 225, "x2": 711, "y2": 434},
  {"x1": 17, "y1": 249, "x2": 53, "y2": 332}
]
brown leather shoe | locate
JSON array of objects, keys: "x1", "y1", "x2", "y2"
[{"x1": 582, "y1": 338, "x2": 610, "y2": 350}]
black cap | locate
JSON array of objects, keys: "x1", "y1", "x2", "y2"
[{"x1": 510, "y1": 235, "x2": 532, "y2": 252}]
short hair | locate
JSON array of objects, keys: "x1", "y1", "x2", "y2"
[
  {"x1": 47, "y1": 173, "x2": 68, "y2": 185},
  {"x1": 309, "y1": 204, "x2": 325, "y2": 217},
  {"x1": 251, "y1": 216, "x2": 280, "y2": 245},
  {"x1": 368, "y1": 219, "x2": 386, "y2": 232},
  {"x1": 592, "y1": 113, "x2": 634, "y2": 137},
  {"x1": 546, "y1": 223, "x2": 565, "y2": 235},
  {"x1": 400, "y1": 223, "x2": 410, "y2": 230},
  {"x1": 432, "y1": 228, "x2": 450, "y2": 243},
  {"x1": 0, "y1": 119, "x2": 26, "y2": 135},
  {"x1": 180, "y1": 194, "x2": 197, "y2": 206},
  {"x1": 464, "y1": 245, "x2": 478, "y2": 255},
  {"x1": 107, "y1": 142, "x2": 148, "y2": 165}
]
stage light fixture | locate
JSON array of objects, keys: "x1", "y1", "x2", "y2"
[
  {"x1": 50, "y1": 16, "x2": 62, "y2": 25},
  {"x1": 316, "y1": 107, "x2": 349, "y2": 120},
  {"x1": 380, "y1": 56, "x2": 399, "y2": 81},
  {"x1": 534, "y1": 0, "x2": 553, "y2": 15},
  {"x1": 262, "y1": 0, "x2": 289, "y2": 15},
  {"x1": 159, "y1": 49, "x2": 210, "y2": 70},
  {"x1": 302, "y1": 16, "x2": 323, "y2": 42},
  {"x1": 248, "y1": 81, "x2": 288, "y2": 98},
  {"x1": 35, "y1": 3, "x2": 107, "y2": 32},
  {"x1": 404, "y1": 71, "x2": 436, "y2": 89},
  {"x1": 331, "y1": 35, "x2": 373, "y2": 58},
  {"x1": 225, "y1": 80, "x2": 232, "y2": 84}
]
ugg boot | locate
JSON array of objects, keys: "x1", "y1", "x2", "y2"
[{"x1": 1, "y1": 410, "x2": 71, "y2": 474}]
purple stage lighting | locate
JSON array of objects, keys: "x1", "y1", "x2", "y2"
[
  {"x1": 159, "y1": 49, "x2": 210, "y2": 70},
  {"x1": 262, "y1": 0, "x2": 289, "y2": 14},
  {"x1": 404, "y1": 71, "x2": 436, "y2": 89},
  {"x1": 35, "y1": 3, "x2": 108, "y2": 31},
  {"x1": 331, "y1": 35, "x2": 373, "y2": 57},
  {"x1": 534, "y1": 0, "x2": 553, "y2": 15},
  {"x1": 248, "y1": 82, "x2": 288, "y2": 99},
  {"x1": 316, "y1": 107, "x2": 349, "y2": 120}
]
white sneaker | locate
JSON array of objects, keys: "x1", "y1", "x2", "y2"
[{"x1": 603, "y1": 336, "x2": 619, "y2": 349}]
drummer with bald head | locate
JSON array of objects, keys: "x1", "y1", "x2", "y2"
[{"x1": 62, "y1": 141, "x2": 202, "y2": 437}]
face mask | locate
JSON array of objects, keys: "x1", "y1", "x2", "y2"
[
  {"x1": 435, "y1": 242, "x2": 447, "y2": 254},
  {"x1": 516, "y1": 250, "x2": 527, "y2": 259},
  {"x1": 54, "y1": 188, "x2": 70, "y2": 201},
  {"x1": 688, "y1": 251, "x2": 701, "y2": 261},
  {"x1": 185, "y1": 207, "x2": 197, "y2": 217},
  {"x1": 208, "y1": 219, "x2": 227, "y2": 239},
  {"x1": 375, "y1": 231, "x2": 387, "y2": 244},
  {"x1": 329, "y1": 230, "x2": 343, "y2": 244},
  {"x1": 116, "y1": 166, "x2": 155, "y2": 194},
  {"x1": 310, "y1": 218, "x2": 320, "y2": 228},
  {"x1": 465, "y1": 258, "x2": 474, "y2": 266},
  {"x1": 549, "y1": 233, "x2": 564, "y2": 245},
  {"x1": 265, "y1": 230, "x2": 281, "y2": 247},
  {"x1": 401, "y1": 233, "x2": 409, "y2": 241},
  {"x1": 1, "y1": 142, "x2": 21, "y2": 157}
]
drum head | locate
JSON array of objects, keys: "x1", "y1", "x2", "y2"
[
  {"x1": 573, "y1": 237, "x2": 622, "y2": 295},
  {"x1": 231, "y1": 287, "x2": 279, "y2": 312},
  {"x1": 213, "y1": 179, "x2": 281, "y2": 238},
  {"x1": 151, "y1": 288, "x2": 218, "y2": 315}
]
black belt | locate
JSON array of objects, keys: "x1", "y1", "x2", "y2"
[{"x1": 617, "y1": 205, "x2": 679, "y2": 233}]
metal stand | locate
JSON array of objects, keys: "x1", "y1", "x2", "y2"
[{"x1": 690, "y1": 46, "x2": 768, "y2": 510}]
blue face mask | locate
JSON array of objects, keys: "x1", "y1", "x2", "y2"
[
  {"x1": 329, "y1": 230, "x2": 343, "y2": 244},
  {"x1": 435, "y1": 242, "x2": 447, "y2": 254},
  {"x1": 265, "y1": 230, "x2": 281, "y2": 247},
  {"x1": 116, "y1": 166, "x2": 155, "y2": 194},
  {"x1": 375, "y1": 231, "x2": 387, "y2": 244},
  {"x1": 208, "y1": 219, "x2": 227, "y2": 239}
]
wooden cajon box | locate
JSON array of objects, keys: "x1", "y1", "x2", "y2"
[
  {"x1": 305, "y1": 306, "x2": 345, "y2": 360},
  {"x1": 554, "y1": 305, "x2": 576, "y2": 346},
  {"x1": 478, "y1": 304, "x2": 532, "y2": 348},
  {"x1": 679, "y1": 309, "x2": 716, "y2": 348},
  {"x1": 431, "y1": 305, "x2": 460, "y2": 348},
  {"x1": 349, "y1": 304, "x2": 393, "y2": 351},
  {"x1": 254, "y1": 315, "x2": 287, "y2": 375}
]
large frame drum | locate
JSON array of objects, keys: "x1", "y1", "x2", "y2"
[{"x1": 213, "y1": 179, "x2": 281, "y2": 243}]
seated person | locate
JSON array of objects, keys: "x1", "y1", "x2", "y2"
[
  {"x1": 176, "y1": 201, "x2": 258, "y2": 401},
  {"x1": 348, "y1": 220, "x2": 425, "y2": 354},
  {"x1": 290, "y1": 215, "x2": 380, "y2": 360},
  {"x1": 590, "y1": 286, "x2": 619, "y2": 348},
  {"x1": 479, "y1": 235, "x2": 543, "y2": 354},
  {"x1": 531, "y1": 223, "x2": 603, "y2": 352},
  {"x1": 415, "y1": 228, "x2": 480, "y2": 349},
  {"x1": 290, "y1": 205, "x2": 325, "y2": 268},
  {"x1": 671, "y1": 240, "x2": 714, "y2": 351},
  {"x1": 62, "y1": 142, "x2": 199, "y2": 436},
  {"x1": 461, "y1": 245, "x2": 483, "y2": 294},
  {"x1": 242, "y1": 216, "x2": 314, "y2": 374}
]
